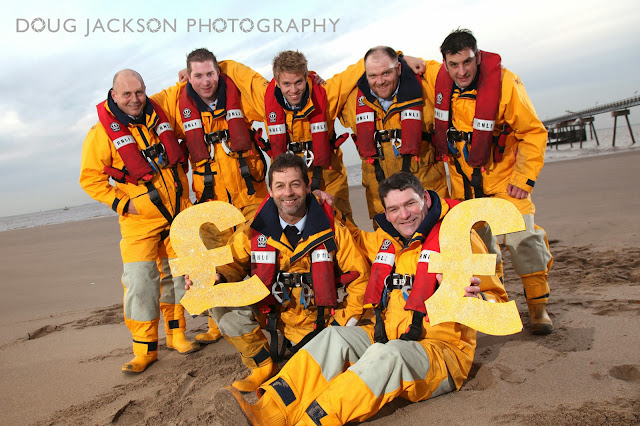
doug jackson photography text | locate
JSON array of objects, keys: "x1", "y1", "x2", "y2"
[{"x1": 16, "y1": 17, "x2": 341, "y2": 37}]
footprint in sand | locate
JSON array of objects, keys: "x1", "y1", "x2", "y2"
[
  {"x1": 27, "y1": 324, "x2": 62, "y2": 340},
  {"x1": 609, "y1": 364, "x2": 640, "y2": 382}
]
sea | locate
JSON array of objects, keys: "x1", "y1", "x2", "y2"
[{"x1": 1, "y1": 125, "x2": 638, "y2": 233}]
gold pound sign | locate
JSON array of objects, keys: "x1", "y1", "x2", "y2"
[
  {"x1": 426, "y1": 198, "x2": 524, "y2": 335},
  {"x1": 169, "y1": 201, "x2": 269, "y2": 315}
]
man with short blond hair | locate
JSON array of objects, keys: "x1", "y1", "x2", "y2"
[{"x1": 218, "y1": 50, "x2": 367, "y2": 223}]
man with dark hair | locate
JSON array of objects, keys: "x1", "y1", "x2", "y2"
[
  {"x1": 80, "y1": 69, "x2": 195, "y2": 373},
  {"x1": 216, "y1": 51, "x2": 367, "y2": 223},
  {"x1": 210, "y1": 171, "x2": 508, "y2": 425},
  {"x1": 185, "y1": 153, "x2": 369, "y2": 393},
  {"x1": 339, "y1": 46, "x2": 449, "y2": 222},
  {"x1": 429, "y1": 28, "x2": 554, "y2": 334},
  {"x1": 152, "y1": 47, "x2": 269, "y2": 344}
]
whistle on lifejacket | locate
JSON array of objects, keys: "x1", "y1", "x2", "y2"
[{"x1": 392, "y1": 137, "x2": 402, "y2": 157}]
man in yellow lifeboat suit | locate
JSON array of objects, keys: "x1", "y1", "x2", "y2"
[
  {"x1": 152, "y1": 48, "x2": 269, "y2": 344},
  {"x1": 185, "y1": 153, "x2": 369, "y2": 393},
  {"x1": 339, "y1": 46, "x2": 449, "y2": 221},
  {"x1": 422, "y1": 29, "x2": 553, "y2": 335},
  {"x1": 217, "y1": 51, "x2": 366, "y2": 224},
  {"x1": 79, "y1": 69, "x2": 198, "y2": 374},
  {"x1": 210, "y1": 171, "x2": 508, "y2": 425}
]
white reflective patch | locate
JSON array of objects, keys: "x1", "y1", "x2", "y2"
[
  {"x1": 374, "y1": 252, "x2": 395, "y2": 267},
  {"x1": 356, "y1": 112, "x2": 375, "y2": 124},
  {"x1": 226, "y1": 109, "x2": 244, "y2": 120},
  {"x1": 401, "y1": 109, "x2": 422, "y2": 120},
  {"x1": 113, "y1": 135, "x2": 136, "y2": 149},
  {"x1": 183, "y1": 119, "x2": 203, "y2": 131},
  {"x1": 268, "y1": 124, "x2": 286, "y2": 135},
  {"x1": 473, "y1": 118, "x2": 495, "y2": 131},
  {"x1": 434, "y1": 108, "x2": 449, "y2": 122},
  {"x1": 251, "y1": 251, "x2": 276, "y2": 264},
  {"x1": 418, "y1": 249, "x2": 437, "y2": 263},
  {"x1": 311, "y1": 249, "x2": 332, "y2": 263},
  {"x1": 156, "y1": 122, "x2": 173, "y2": 135},
  {"x1": 310, "y1": 121, "x2": 328, "y2": 133}
]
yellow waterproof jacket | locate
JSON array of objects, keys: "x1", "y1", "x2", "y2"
[
  {"x1": 151, "y1": 80, "x2": 268, "y2": 207},
  {"x1": 217, "y1": 195, "x2": 370, "y2": 345},
  {"x1": 80, "y1": 102, "x2": 191, "y2": 237},
  {"x1": 358, "y1": 196, "x2": 508, "y2": 389},
  {"x1": 218, "y1": 59, "x2": 365, "y2": 219},
  {"x1": 340, "y1": 59, "x2": 449, "y2": 218},
  {"x1": 425, "y1": 63, "x2": 547, "y2": 197}
]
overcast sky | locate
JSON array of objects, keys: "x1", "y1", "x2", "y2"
[{"x1": 2, "y1": 0, "x2": 639, "y2": 217}]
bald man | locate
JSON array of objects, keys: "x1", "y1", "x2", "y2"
[{"x1": 80, "y1": 69, "x2": 199, "y2": 374}]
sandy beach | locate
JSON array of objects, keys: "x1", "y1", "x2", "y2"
[{"x1": 1, "y1": 151, "x2": 639, "y2": 425}]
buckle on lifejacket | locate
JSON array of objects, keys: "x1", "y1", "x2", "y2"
[
  {"x1": 276, "y1": 272, "x2": 310, "y2": 287},
  {"x1": 301, "y1": 283, "x2": 313, "y2": 308},
  {"x1": 384, "y1": 273, "x2": 413, "y2": 289},
  {"x1": 141, "y1": 143, "x2": 168, "y2": 168},
  {"x1": 271, "y1": 281, "x2": 290, "y2": 304},
  {"x1": 446, "y1": 127, "x2": 472, "y2": 143}
]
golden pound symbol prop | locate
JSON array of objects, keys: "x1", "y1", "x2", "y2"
[
  {"x1": 169, "y1": 201, "x2": 269, "y2": 315},
  {"x1": 426, "y1": 198, "x2": 524, "y2": 335}
]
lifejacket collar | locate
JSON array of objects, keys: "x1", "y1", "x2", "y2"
[
  {"x1": 251, "y1": 193, "x2": 331, "y2": 242},
  {"x1": 186, "y1": 76, "x2": 228, "y2": 115}
]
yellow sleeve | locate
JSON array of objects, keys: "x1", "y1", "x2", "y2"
[
  {"x1": 79, "y1": 125, "x2": 130, "y2": 215},
  {"x1": 324, "y1": 58, "x2": 365, "y2": 120},
  {"x1": 150, "y1": 82, "x2": 185, "y2": 139},
  {"x1": 219, "y1": 60, "x2": 269, "y2": 122},
  {"x1": 422, "y1": 59, "x2": 442, "y2": 126},
  {"x1": 471, "y1": 231, "x2": 508, "y2": 303},
  {"x1": 332, "y1": 219, "x2": 370, "y2": 324},
  {"x1": 500, "y1": 69, "x2": 548, "y2": 193},
  {"x1": 215, "y1": 222, "x2": 253, "y2": 283}
]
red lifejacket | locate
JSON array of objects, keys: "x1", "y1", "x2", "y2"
[
  {"x1": 264, "y1": 77, "x2": 332, "y2": 167},
  {"x1": 363, "y1": 199, "x2": 460, "y2": 317},
  {"x1": 433, "y1": 51, "x2": 502, "y2": 167},
  {"x1": 179, "y1": 73, "x2": 252, "y2": 164},
  {"x1": 250, "y1": 198, "x2": 338, "y2": 308},
  {"x1": 354, "y1": 71, "x2": 424, "y2": 158},
  {"x1": 97, "y1": 98, "x2": 185, "y2": 183}
]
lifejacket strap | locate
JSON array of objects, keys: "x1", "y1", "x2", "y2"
[
  {"x1": 399, "y1": 311, "x2": 425, "y2": 341},
  {"x1": 238, "y1": 152, "x2": 256, "y2": 195}
]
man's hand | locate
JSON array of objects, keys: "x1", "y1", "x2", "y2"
[
  {"x1": 313, "y1": 189, "x2": 334, "y2": 208},
  {"x1": 402, "y1": 56, "x2": 426, "y2": 75},
  {"x1": 127, "y1": 202, "x2": 138, "y2": 215},
  {"x1": 507, "y1": 184, "x2": 529, "y2": 199},
  {"x1": 178, "y1": 68, "x2": 188, "y2": 83},
  {"x1": 436, "y1": 274, "x2": 482, "y2": 297},
  {"x1": 309, "y1": 71, "x2": 325, "y2": 85},
  {"x1": 184, "y1": 273, "x2": 221, "y2": 290}
]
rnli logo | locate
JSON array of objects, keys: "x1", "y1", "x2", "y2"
[
  {"x1": 268, "y1": 111, "x2": 277, "y2": 123},
  {"x1": 358, "y1": 96, "x2": 365, "y2": 107},
  {"x1": 436, "y1": 92, "x2": 443, "y2": 105},
  {"x1": 110, "y1": 122, "x2": 120, "y2": 132},
  {"x1": 381, "y1": 239, "x2": 392, "y2": 251},
  {"x1": 257, "y1": 234, "x2": 268, "y2": 248},
  {"x1": 183, "y1": 108, "x2": 192, "y2": 119}
]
